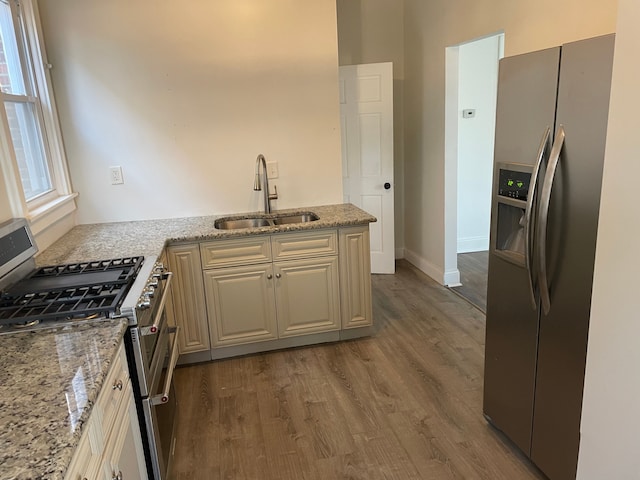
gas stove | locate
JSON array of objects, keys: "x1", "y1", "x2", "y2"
[
  {"x1": 0, "y1": 218, "x2": 144, "y2": 334},
  {"x1": 0, "y1": 256, "x2": 144, "y2": 332}
]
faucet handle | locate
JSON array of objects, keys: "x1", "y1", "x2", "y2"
[{"x1": 269, "y1": 185, "x2": 278, "y2": 200}]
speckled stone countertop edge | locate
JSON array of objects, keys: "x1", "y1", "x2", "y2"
[
  {"x1": 36, "y1": 203, "x2": 376, "y2": 267},
  {"x1": 52, "y1": 319, "x2": 129, "y2": 478}
]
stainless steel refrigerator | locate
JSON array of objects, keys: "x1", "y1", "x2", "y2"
[{"x1": 483, "y1": 34, "x2": 615, "y2": 480}]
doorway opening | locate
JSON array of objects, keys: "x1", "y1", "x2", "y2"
[{"x1": 444, "y1": 32, "x2": 504, "y2": 311}]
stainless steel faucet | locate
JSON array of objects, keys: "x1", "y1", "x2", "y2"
[{"x1": 254, "y1": 154, "x2": 278, "y2": 214}]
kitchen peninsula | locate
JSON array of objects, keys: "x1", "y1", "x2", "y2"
[
  {"x1": 39, "y1": 203, "x2": 377, "y2": 363},
  {"x1": 0, "y1": 203, "x2": 375, "y2": 480}
]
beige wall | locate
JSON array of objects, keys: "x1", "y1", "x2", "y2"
[
  {"x1": 336, "y1": 0, "x2": 404, "y2": 73},
  {"x1": 0, "y1": 170, "x2": 14, "y2": 223},
  {"x1": 37, "y1": 0, "x2": 343, "y2": 224},
  {"x1": 578, "y1": 0, "x2": 640, "y2": 476},
  {"x1": 336, "y1": 0, "x2": 405, "y2": 255},
  {"x1": 403, "y1": 0, "x2": 618, "y2": 281}
]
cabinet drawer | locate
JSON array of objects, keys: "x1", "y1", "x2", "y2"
[
  {"x1": 201, "y1": 237, "x2": 272, "y2": 268},
  {"x1": 94, "y1": 342, "x2": 129, "y2": 444},
  {"x1": 272, "y1": 230, "x2": 337, "y2": 260}
]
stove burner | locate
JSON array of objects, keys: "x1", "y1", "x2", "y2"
[
  {"x1": 11, "y1": 319, "x2": 41, "y2": 328},
  {"x1": 0, "y1": 256, "x2": 144, "y2": 328}
]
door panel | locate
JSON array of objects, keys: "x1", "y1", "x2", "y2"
[
  {"x1": 274, "y1": 257, "x2": 340, "y2": 337},
  {"x1": 531, "y1": 34, "x2": 615, "y2": 480},
  {"x1": 204, "y1": 264, "x2": 278, "y2": 346},
  {"x1": 340, "y1": 62, "x2": 395, "y2": 273}
]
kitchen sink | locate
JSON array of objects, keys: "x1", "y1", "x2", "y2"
[
  {"x1": 214, "y1": 212, "x2": 320, "y2": 230},
  {"x1": 214, "y1": 217, "x2": 272, "y2": 230},
  {"x1": 272, "y1": 213, "x2": 319, "y2": 225}
]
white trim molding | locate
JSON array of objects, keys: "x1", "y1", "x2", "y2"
[{"x1": 404, "y1": 247, "x2": 461, "y2": 286}]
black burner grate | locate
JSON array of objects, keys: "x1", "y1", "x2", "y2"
[{"x1": 0, "y1": 256, "x2": 144, "y2": 326}]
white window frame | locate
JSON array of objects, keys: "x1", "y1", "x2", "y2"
[{"x1": 0, "y1": 0, "x2": 76, "y2": 235}]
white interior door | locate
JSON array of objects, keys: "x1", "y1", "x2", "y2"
[{"x1": 339, "y1": 62, "x2": 395, "y2": 274}]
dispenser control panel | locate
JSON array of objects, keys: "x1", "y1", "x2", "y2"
[{"x1": 498, "y1": 168, "x2": 531, "y2": 201}]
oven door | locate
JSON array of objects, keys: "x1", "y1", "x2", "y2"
[
  {"x1": 130, "y1": 272, "x2": 173, "y2": 397},
  {"x1": 142, "y1": 323, "x2": 180, "y2": 480}
]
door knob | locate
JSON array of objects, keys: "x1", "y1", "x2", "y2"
[{"x1": 384, "y1": 182, "x2": 391, "y2": 190}]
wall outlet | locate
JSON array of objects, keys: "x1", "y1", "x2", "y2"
[
  {"x1": 462, "y1": 109, "x2": 476, "y2": 118},
  {"x1": 267, "y1": 161, "x2": 279, "y2": 179},
  {"x1": 110, "y1": 166, "x2": 124, "y2": 185}
]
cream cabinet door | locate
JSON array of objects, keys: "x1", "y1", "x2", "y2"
[
  {"x1": 99, "y1": 384, "x2": 148, "y2": 480},
  {"x1": 274, "y1": 256, "x2": 340, "y2": 337},
  {"x1": 64, "y1": 424, "x2": 100, "y2": 480},
  {"x1": 166, "y1": 244, "x2": 210, "y2": 354},
  {"x1": 204, "y1": 264, "x2": 278, "y2": 346},
  {"x1": 339, "y1": 226, "x2": 373, "y2": 328}
]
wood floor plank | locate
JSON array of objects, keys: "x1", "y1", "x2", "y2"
[
  {"x1": 169, "y1": 260, "x2": 544, "y2": 480},
  {"x1": 451, "y1": 251, "x2": 488, "y2": 312}
]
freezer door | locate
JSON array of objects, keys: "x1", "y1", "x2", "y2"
[
  {"x1": 492, "y1": 46, "x2": 560, "y2": 168},
  {"x1": 484, "y1": 46, "x2": 560, "y2": 454},
  {"x1": 531, "y1": 34, "x2": 615, "y2": 480}
]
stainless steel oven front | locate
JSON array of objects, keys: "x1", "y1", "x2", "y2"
[{"x1": 123, "y1": 262, "x2": 180, "y2": 480}]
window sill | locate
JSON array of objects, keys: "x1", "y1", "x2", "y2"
[{"x1": 27, "y1": 192, "x2": 78, "y2": 237}]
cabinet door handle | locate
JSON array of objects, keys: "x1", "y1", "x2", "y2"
[
  {"x1": 267, "y1": 274, "x2": 273, "y2": 280},
  {"x1": 275, "y1": 273, "x2": 281, "y2": 279},
  {"x1": 112, "y1": 471, "x2": 123, "y2": 480},
  {"x1": 112, "y1": 380, "x2": 123, "y2": 391}
]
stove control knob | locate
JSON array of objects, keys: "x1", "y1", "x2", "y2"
[
  {"x1": 137, "y1": 295, "x2": 151, "y2": 309},
  {"x1": 144, "y1": 286, "x2": 155, "y2": 298},
  {"x1": 147, "y1": 278, "x2": 159, "y2": 288}
]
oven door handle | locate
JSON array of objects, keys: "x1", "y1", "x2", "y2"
[
  {"x1": 150, "y1": 325, "x2": 180, "y2": 406},
  {"x1": 140, "y1": 271, "x2": 173, "y2": 336}
]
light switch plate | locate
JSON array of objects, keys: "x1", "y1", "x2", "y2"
[{"x1": 267, "y1": 162, "x2": 279, "y2": 179}]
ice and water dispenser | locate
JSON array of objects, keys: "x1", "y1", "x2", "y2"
[{"x1": 491, "y1": 163, "x2": 533, "y2": 266}]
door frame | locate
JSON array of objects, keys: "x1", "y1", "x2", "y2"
[{"x1": 444, "y1": 32, "x2": 504, "y2": 286}]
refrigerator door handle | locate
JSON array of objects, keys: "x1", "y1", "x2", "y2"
[
  {"x1": 537, "y1": 125, "x2": 566, "y2": 315},
  {"x1": 524, "y1": 126, "x2": 551, "y2": 309}
]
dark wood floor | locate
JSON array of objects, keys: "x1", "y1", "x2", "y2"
[
  {"x1": 169, "y1": 259, "x2": 543, "y2": 480},
  {"x1": 450, "y1": 251, "x2": 488, "y2": 312}
]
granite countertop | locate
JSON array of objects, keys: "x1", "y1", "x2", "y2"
[
  {"x1": 0, "y1": 319, "x2": 128, "y2": 480},
  {"x1": 36, "y1": 203, "x2": 376, "y2": 266}
]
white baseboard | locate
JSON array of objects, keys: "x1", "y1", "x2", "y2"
[
  {"x1": 444, "y1": 270, "x2": 462, "y2": 287},
  {"x1": 404, "y1": 248, "x2": 460, "y2": 286},
  {"x1": 457, "y1": 236, "x2": 489, "y2": 253}
]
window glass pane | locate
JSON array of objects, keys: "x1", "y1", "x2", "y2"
[
  {"x1": 0, "y1": 1, "x2": 26, "y2": 95},
  {"x1": 4, "y1": 100, "x2": 52, "y2": 199}
]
